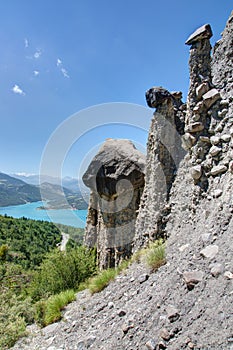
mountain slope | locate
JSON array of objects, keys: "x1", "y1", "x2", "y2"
[{"x1": 0, "y1": 172, "x2": 41, "y2": 206}]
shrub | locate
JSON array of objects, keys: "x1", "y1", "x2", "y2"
[
  {"x1": 30, "y1": 246, "x2": 97, "y2": 300},
  {"x1": 35, "y1": 289, "x2": 76, "y2": 327},
  {"x1": 88, "y1": 268, "x2": 117, "y2": 294},
  {"x1": 144, "y1": 241, "x2": 166, "y2": 271}
]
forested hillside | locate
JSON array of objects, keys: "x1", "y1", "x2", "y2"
[{"x1": 0, "y1": 215, "x2": 61, "y2": 268}]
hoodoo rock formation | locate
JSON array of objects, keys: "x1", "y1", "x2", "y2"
[
  {"x1": 83, "y1": 139, "x2": 145, "y2": 269},
  {"x1": 12, "y1": 11, "x2": 233, "y2": 350}
]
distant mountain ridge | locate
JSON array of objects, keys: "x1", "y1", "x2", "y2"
[
  {"x1": 0, "y1": 172, "x2": 88, "y2": 209},
  {"x1": 0, "y1": 172, "x2": 41, "y2": 206}
]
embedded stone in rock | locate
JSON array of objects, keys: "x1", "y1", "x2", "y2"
[
  {"x1": 183, "y1": 270, "x2": 204, "y2": 290},
  {"x1": 210, "y1": 136, "x2": 221, "y2": 145},
  {"x1": 210, "y1": 263, "x2": 224, "y2": 277},
  {"x1": 209, "y1": 145, "x2": 222, "y2": 156},
  {"x1": 191, "y1": 165, "x2": 202, "y2": 180},
  {"x1": 202, "y1": 89, "x2": 221, "y2": 109},
  {"x1": 138, "y1": 273, "x2": 149, "y2": 284},
  {"x1": 171, "y1": 91, "x2": 183, "y2": 100},
  {"x1": 212, "y1": 189, "x2": 223, "y2": 198},
  {"x1": 221, "y1": 134, "x2": 231, "y2": 142},
  {"x1": 146, "y1": 339, "x2": 157, "y2": 350},
  {"x1": 200, "y1": 245, "x2": 219, "y2": 259},
  {"x1": 166, "y1": 305, "x2": 180, "y2": 322},
  {"x1": 193, "y1": 101, "x2": 205, "y2": 114},
  {"x1": 145, "y1": 87, "x2": 172, "y2": 108},
  {"x1": 182, "y1": 133, "x2": 196, "y2": 150},
  {"x1": 196, "y1": 82, "x2": 209, "y2": 100},
  {"x1": 160, "y1": 328, "x2": 170, "y2": 341},
  {"x1": 187, "y1": 122, "x2": 204, "y2": 133},
  {"x1": 185, "y1": 24, "x2": 213, "y2": 45},
  {"x1": 229, "y1": 161, "x2": 233, "y2": 173},
  {"x1": 210, "y1": 164, "x2": 227, "y2": 176}
]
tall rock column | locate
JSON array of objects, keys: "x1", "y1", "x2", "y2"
[
  {"x1": 83, "y1": 139, "x2": 145, "y2": 269},
  {"x1": 134, "y1": 88, "x2": 186, "y2": 249}
]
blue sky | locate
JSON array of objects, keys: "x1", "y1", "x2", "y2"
[{"x1": 0, "y1": 1, "x2": 232, "y2": 178}]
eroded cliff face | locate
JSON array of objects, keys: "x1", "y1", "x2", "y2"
[
  {"x1": 83, "y1": 139, "x2": 145, "y2": 269},
  {"x1": 134, "y1": 12, "x2": 233, "y2": 250}
]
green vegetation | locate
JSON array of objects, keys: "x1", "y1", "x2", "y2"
[
  {"x1": 0, "y1": 215, "x2": 96, "y2": 349},
  {"x1": 56, "y1": 223, "x2": 85, "y2": 248},
  {"x1": 35, "y1": 289, "x2": 76, "y2": 326},
  {"x1": 143, "y1": 240, "x2": 166, "y2": 271},
  {"x1": 88, "y1": 268, "x2": 117, "y2": 294},
  {"x1": 0, "y1": 215, "x2": 61, "y2": 269},
  {"x1": 30, "y1": 247, "x2": 97, "y2": 300},
  {"x1": 0, "y1": 214, "x2": 165, "y2": 349}
]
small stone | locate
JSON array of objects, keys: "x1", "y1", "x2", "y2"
[
  {"x1": 187, "y1": 122, "x2": 204, "y2": 133},
  {"x1": 138, "y1": 274, "x2": 149, "y2": 284},
  {"x1": 220, "y1": 99, "x2": 229, "y2": 106},
  {"x1": 185, "y1": 24, "x2": 213, "y2": 45},
  {"x1": 210, "y1": 165, "x2": 227, "y2": 176},
  {"x1": 166, "y1": 305, "x2": 180, "y2": 322},
  {"x1": 218, "y1": 109, "x2": 228, "y2": 118},
  {"x1": 210, "y1": 263, "x2": 224, "y2": 277},
  {"x1": 188, "y1": 342, "x2": 195, "y2": 349},
  {"x1": 171, "y1": 91, "x2": 182, "y2": 100},
  {"x1": 182, "y1": 133, "x2": 196, "y2": 149},
  {"x1": 203, "y1": 89, "x2": 221, "y2": 109},
  {"x1": 108, "y1": 302, "x2": 114, "y2": 309},
  {"x1": 230, "y1": 128, "x2": 233, "y2": 137},
  {"x1": 209, "y1": 145, "x2": 222, "y2": 156},
  {"x1": 210, "y1": 136, "x2": 221, "y2": 145},
  {"x1": 212, "y1": 189, "x2": 223, "y2": 198},
  {"x1": 193, "y1": 101, "x2": 205, "y2": 114},
  {"x1": 158, "y1": 340, "x2": 167, "y2": 349},
  {"x1": 224, "y1": 271, "x2": 233, "y2": 279},
  {"x1": 200, "y1": 245, "x2": 219, "y2": 259},
  {"x1": 229, "y1": 161, "x2": 233, "y2": 173},
  {"x1": 199, "y1": 136, "x2": 210, "y2": 143},
  {"x1": 118, "y1": 310, "x2": 126, "y2": 317},
  {"x1": 122, "y1": 321, "x2": 134, "y2": 334},
  {"x1": 201, "y1": 233, "x2": 212, "y2": 242},
  {"x1": 146, "y1": 339, "x2": 157, "y2": 350},
  {"x1": 178, "y1": 244, "x2": 190, "y2": 252},
  {"x1": 191, "y1": 165, "x2": 202, "y2": 180},
  {"x1": 215, "y1": 124, "x2": 224, "y2": 133},
  {"x1": 160, "y1": 328, "x2": 170, "y2": 340},
  {"x1": 183, "y1": 270, "x2": 204, "y2": 290},
  {"x1": 221, "y1": 134, "x2": 231, "y2": 142},
  {"x1": 196, "y1": 82, "x2": 209, "y2": 100}
]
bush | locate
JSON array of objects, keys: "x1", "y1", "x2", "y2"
[
  {"x1": 88, "y1": 268, "x2": 117, "y2": 294},
  {"x1": 35, "y1": 290, "x2": 76, "y2": 326},
  {"x1": 144, "y1": 241, "x2": 166, "y2": 271},
  {"x1": 30, "y1": 246, "x2": 96, "y2": 300}
]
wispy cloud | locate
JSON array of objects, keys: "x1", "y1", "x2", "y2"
[
  {"x1": 57, "y1": 58, "x2": 62, "y2": 67},
  {"x1": 56, "y1": 58, "x2": 70, "y2": 78},
  {"x1": 61, "y1": 67, "x2": 69, "y2": 78},
  {"x1": 34, "y1": 49, "x2": 42, "y2": 59},
  {"x1": 34, "y1": 70, "x2": 39, "y2": 76},
  {"x1": 24, "y1": 38, "x2": 29, "y2": 48},
  {"x1": 12, "y1": 84, "x2": 25, "y2": 96}
]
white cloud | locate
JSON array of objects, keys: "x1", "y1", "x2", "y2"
[
  {"x1": 57, "y1": 58, "x2": 70, "y2": 78},
  {"x1": 24, "y1": 38, "x2": 29, "y2": 48},
  {"x1": 61, "y1": 67, "x2": 69, "y2": 78},
  {"x1": 34, "y1": 70, "x2": 39, "y2": 76},
  {"x1": 34, "y1": 49, "x2": 42, "y2": 59},
  {"x1": 57, "y1": 58, "x2": 62, "y2": 67},
  {"x1": 12, "y1": 84, "x2": 25, "y2": 96}
]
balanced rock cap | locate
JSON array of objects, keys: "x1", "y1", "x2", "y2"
[
  {"x1": 185, "y1": 24, "x2": 213, "y2": 45},
  {"x1": 145, "y1": 86, "x2": 172, "y2": 108}
]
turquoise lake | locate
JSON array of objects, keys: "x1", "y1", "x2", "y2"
[{"x1": 0, "y1": 202, "x2": 87, "y2": 228}]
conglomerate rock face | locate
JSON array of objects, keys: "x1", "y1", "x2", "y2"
[{"x1": 83, "y1": 139, "x2": 145, "y2": 269}]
